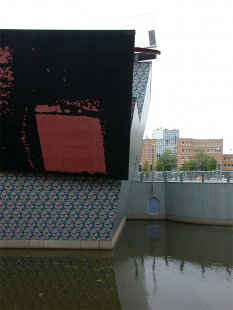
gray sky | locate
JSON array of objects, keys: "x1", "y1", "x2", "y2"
[{"x1": 1, "y1": 0, "x2": 233, "y2": 152}]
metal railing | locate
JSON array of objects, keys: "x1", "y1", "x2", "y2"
[{"x1": 136, "y1": 170, "x2": 233, "y2": 183}]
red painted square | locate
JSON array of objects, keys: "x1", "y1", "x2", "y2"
[{"x1": 35, "y1": 114, "x2": 106, "y2": 173}]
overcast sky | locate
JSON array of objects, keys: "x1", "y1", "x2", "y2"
[{"x1": 1, "y1": 0, "x2": 233, "y2": 152}]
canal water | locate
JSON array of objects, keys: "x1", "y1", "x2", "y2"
[{"x1": 0, "y1": 221, "x2": 232, "y2": 310}]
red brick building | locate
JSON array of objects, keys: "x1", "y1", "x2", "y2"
[
  {"x1": 177, "y1": 138, "x2": 223, "y2": 170},
  {"x1": 140, "y1": 138, "x2": 156, "y2": 168},
  {"x1": 222, "y1": 154, "x2": 233, "y2": 171}
]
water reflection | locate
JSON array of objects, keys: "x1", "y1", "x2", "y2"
[
  {"x1": 0, "y1": 250, "x2": 120, "y2": 310},
  {"x1": 0, "y1": 221, "x2": 232, "y2": 310},
  {"x1": 114, "y1": 221, "x2": 233, "y2": 310}
]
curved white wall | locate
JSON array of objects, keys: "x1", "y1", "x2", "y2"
[{"x1": 127, "y1": 182, "x2": 233, "y2": 225}]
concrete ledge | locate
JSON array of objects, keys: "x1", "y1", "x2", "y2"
[
  {"x1": 126, "y1": 214, "x2": 165, "y2": 220},
  {"x1": 126, "y1": 214, "x2": 233, "y2": 225},
  {"x1": 111, "y1": 216, "x2": 126, "y2": 246},
  {"x1": 0, "y1": 240, "x2": 83, "y2": 249},
  {"x1": 0, "y1": 239, "x2": 102, "y2": 250},
  {"x1": 0, "y1": 217, "x2": 127, "y2": 250},
  {"x1": 166, "y1": 214, "x2": 233, "y2": 226}
]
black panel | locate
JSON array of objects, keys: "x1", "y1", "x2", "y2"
[{"x1": 0, "y1": 30, "x2": 135, "y2": 179}]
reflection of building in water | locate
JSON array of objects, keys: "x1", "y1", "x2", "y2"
[
  {"x1": 116, "y1": 221, "x2": 232, "y2": 267},
  {"x1": 114, "y1": 256, "x2": 150, "y2": 310},
  {"x1": 114, "y1": 221, "x2": 232, "y2": 310},
  {"x1": 0, "y1": 250, "x2": 121, "y2": 310},
  {"x1": 114, "y1": 222, "x2": 166, "y2": 310}
]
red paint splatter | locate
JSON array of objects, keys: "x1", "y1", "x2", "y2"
[
  {"x1": 35, "y1": 105, "x2": 62, "y2": 113},
  {"x1": 0, "y1": 46, "x2": 14, "y2": 115},
  {"x1": 35, "y1": 99, "x2": 102, "y2": 115},
  {"x1": 20, "y1": 110, "x2": 35, "y2": 169},
  {"x1": 0, "y1": 46, "x2": 12, "y2": 64},
  {"x1": 67, "y1": 99, "x2": 99, "y2": 112}
]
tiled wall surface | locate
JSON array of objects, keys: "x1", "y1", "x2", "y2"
[
  {"x1": 132, "y1": 62, "x2": 151, "y2": 119},
  {"x1": 129, "y1": 62, "x2": 152, "y2": 180},
  {"x1": 0, "y1": 173, "x2": 121, "y2": 241}
]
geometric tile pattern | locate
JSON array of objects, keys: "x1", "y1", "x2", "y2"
[
  {"x1": 132, "y1": 62, "x2": 152, "y2": 119},
  {"x1": 0, "y1": 172, "x2": 121, "y2": 241}
]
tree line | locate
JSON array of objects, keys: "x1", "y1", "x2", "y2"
[{"x1": 140, "y1": 150, "x2": 217, "y2": 172}]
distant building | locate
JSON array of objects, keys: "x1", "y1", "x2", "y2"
[
  {"x1": 140, "y1": 138, "x2": 156, "y2": 167},
  {"x1": 177, "y1": 138, "x2": 223, "y2": 170},
  {"x1": 152, "y1": 128, "x2": 179, "y2": 159},
  {"x1": 152, "y1": 127, "x2": 163, "y2": 139},
  {"x1": 142, "y1": 135, "x2": 232, "y2": 171},
  {"x1": 222, "y1": 154, "x2": 233, "y2": 171}
]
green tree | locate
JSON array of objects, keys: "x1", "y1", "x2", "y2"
[
  {"x1": 181, "y1": 159, "x2": 196, "y2": 171},
  {"x1": 156, "y1": 150, "x2": 178, "y2": 171},
  {"x1": 156, "y1": 160, "x2": 164, "y2": 171},
  {"x1": 195, "y1": 151, "x2": 217, "y2": 171},
  {"x1": 142, "y1": 160, "x2": 150, "y2": 173},
  {"x1": 181, "y1": 151, "x2": 217, "y2": 171}
]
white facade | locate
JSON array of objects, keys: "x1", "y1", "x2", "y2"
[
  {"x1": 152, "y1": 127, "x2": 163, "y2": 139},
  {"x1": 153, "y1": 128, "x2": 179, "y2": 158}
]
